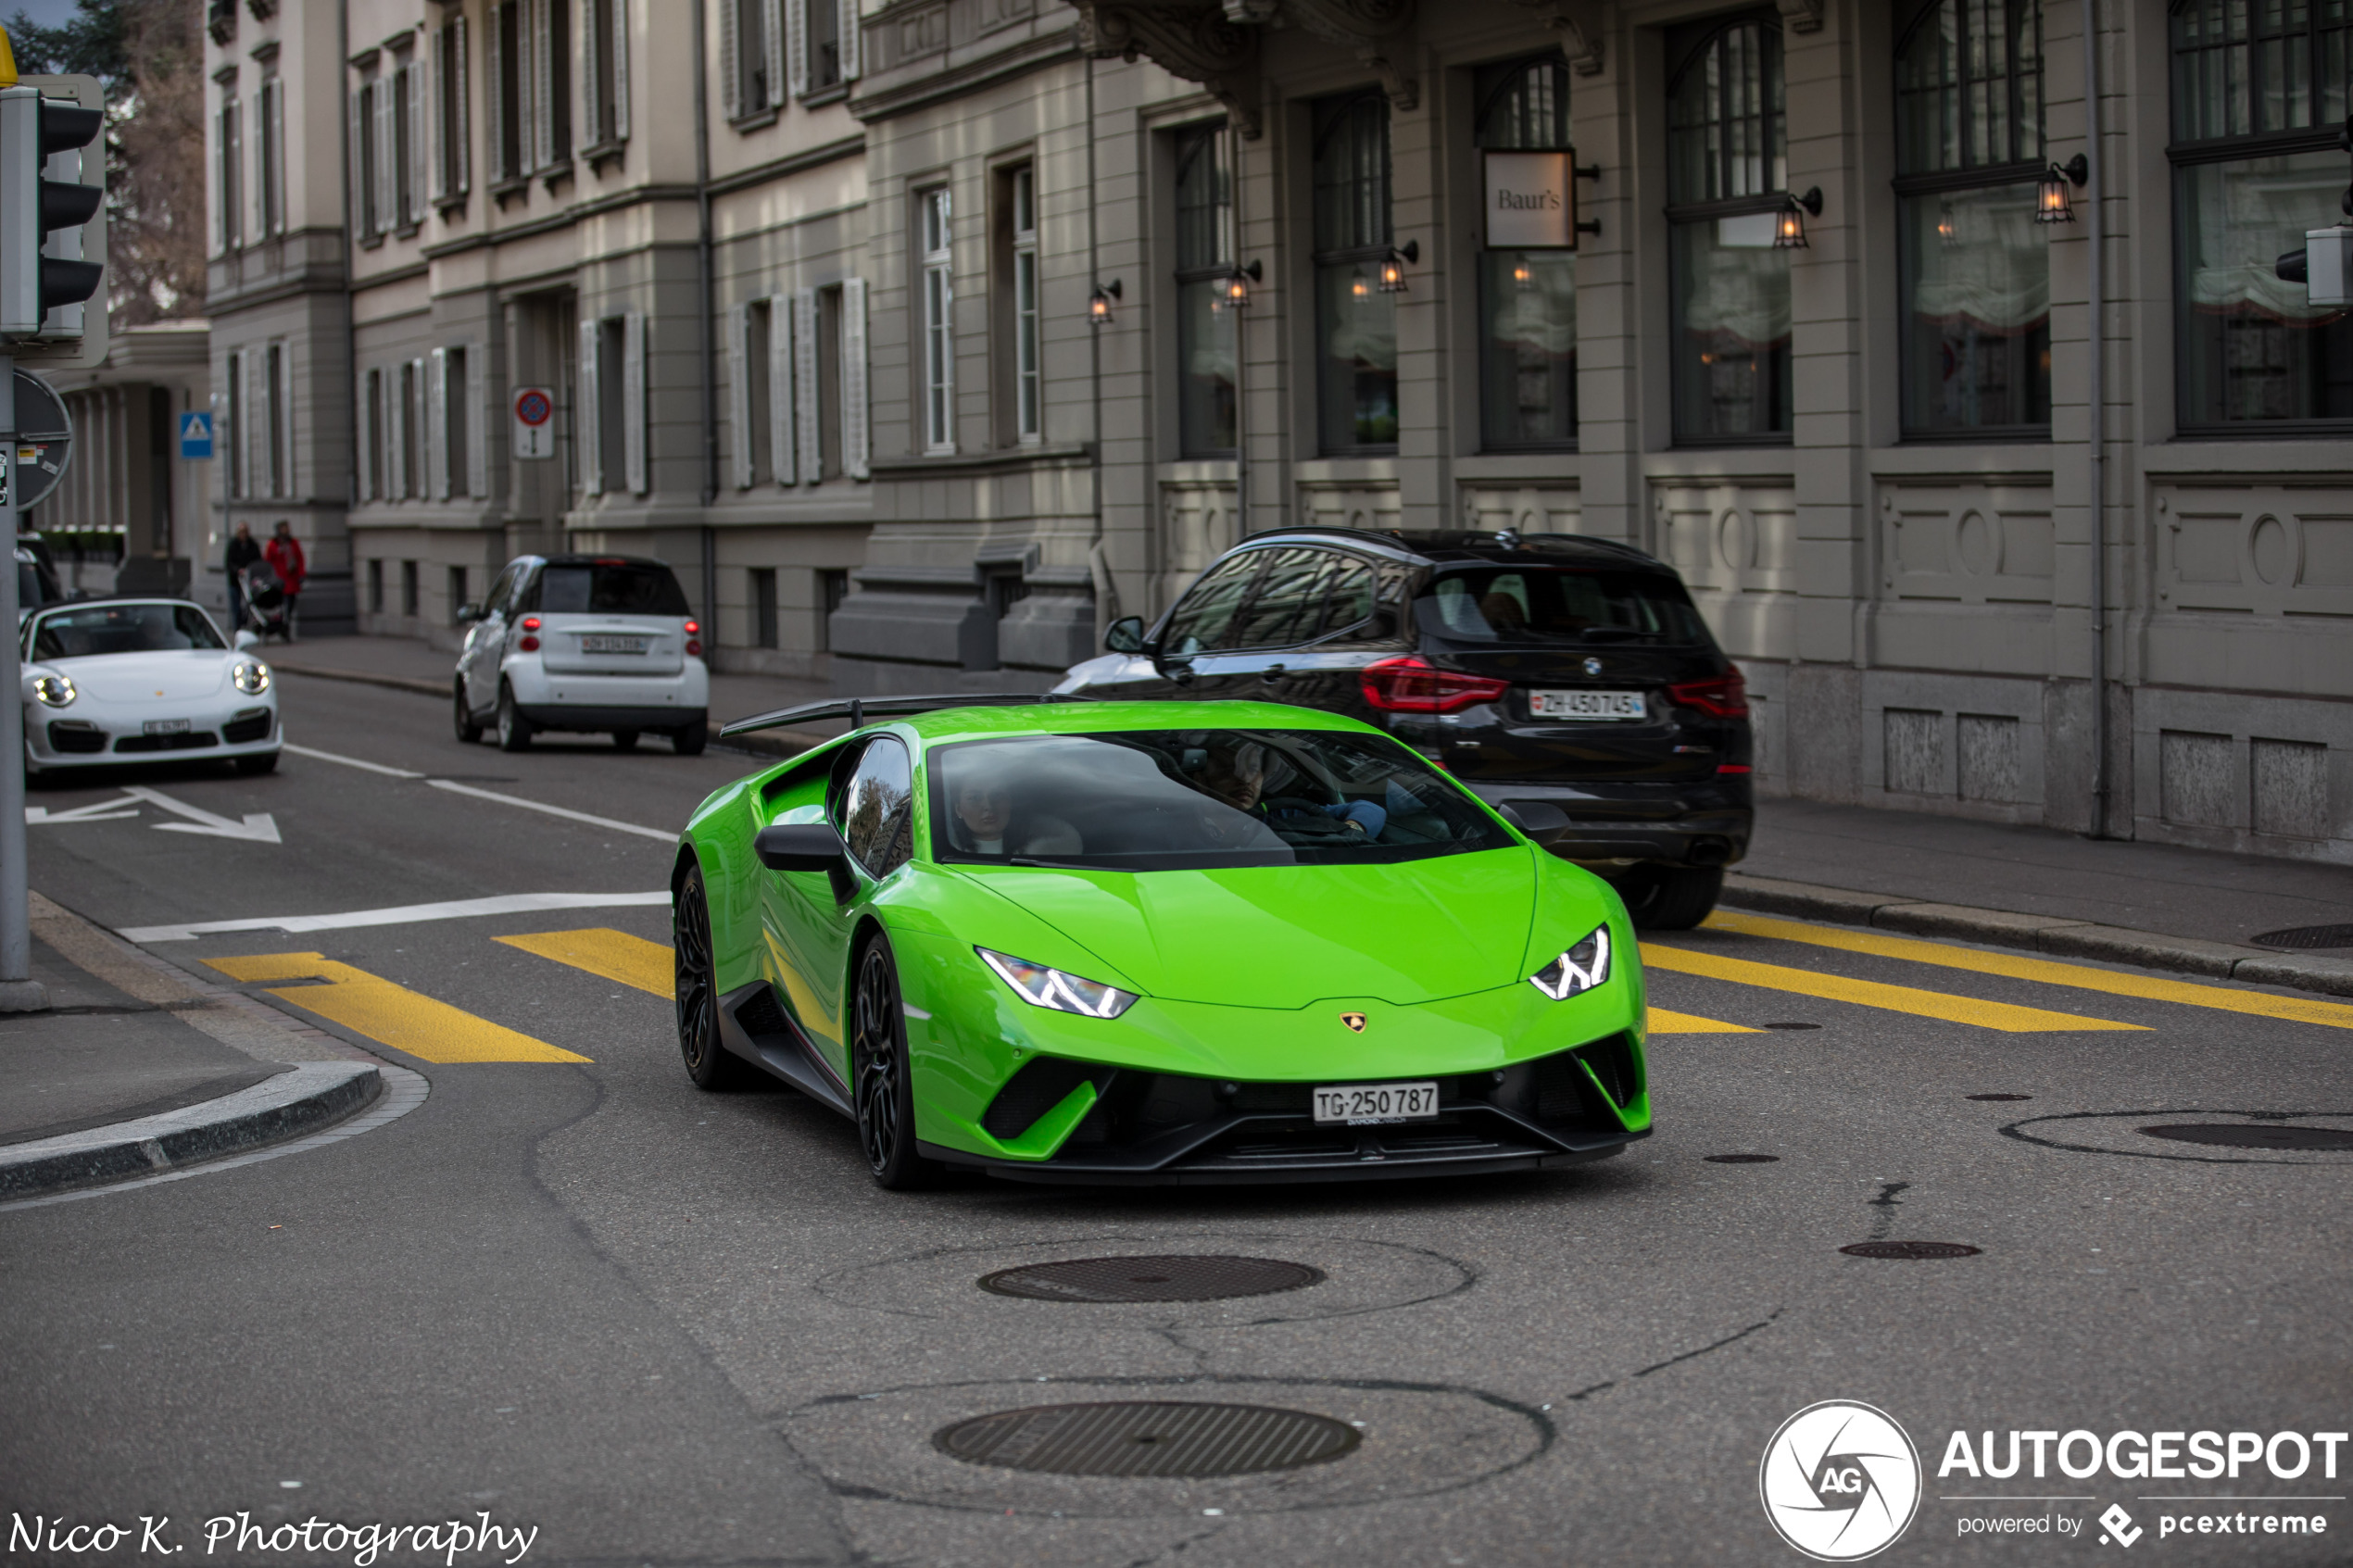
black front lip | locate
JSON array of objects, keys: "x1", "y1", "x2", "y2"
[{"x1": 921, "y1": 1124, "x2": 1643, "y2": 1185}]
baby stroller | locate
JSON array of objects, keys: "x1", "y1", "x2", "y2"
[{"x1": 241, "y1": 560, "x2": 294, "y2": 643}]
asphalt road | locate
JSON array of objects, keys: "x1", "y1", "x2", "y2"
[{"x1": 6, "y1": 669, "x2": 2349, "y2": 1567}]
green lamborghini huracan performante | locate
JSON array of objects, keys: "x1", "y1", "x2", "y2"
[{"x1": 672, "y1": 696, "x2": 1651, "y2": 1188}]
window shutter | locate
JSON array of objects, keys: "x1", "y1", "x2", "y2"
[
  {"x1": 623, "y1": 310, "x2": 648, "y2": 495},
  {"x1": 386, "y1": 367, "x2": 407, "y2": 502},
  {"x1": 222, "y1": 98, "x2": 240, "y2": 247},
  {"x1": 223, "y1": 104, "x2": 240, "y2": 251},
  {"x1": 842, "y1": 277, "x2": 870, "y2": 480},
  {"x1": 248, "y1": 94, "x2": 266, "y2": 240},
  {"x1": 580, "y1": 0, "x2": 601, "y2": 144},
  {"x1": 406, "y1": 63, "x2": 426, "y2": 223},
  {"x1": 431, "y1": 42, "x2": 448, "y2": 199},
  {"x1": 610, "y1": 0, "x2": 628, "y2": 139},
  {"x1": 355, "y1": 369, "x2": 373, "y2": 502},
  {"x1": 763, "y1": 0, "x2": 786, "y2": 108},
  {"x1": 771, "y1": 294, "x2": 798, "y2": 485},
  {"x1": 532, "y1": 0, "x2": 553, "y2": 169},
  {"x1": 785, "y1": 0, "x2": 808, "y2": 100},
  {"x1": 486, "y1": 10, "x2": 506, "y2": 181},
  {"x1": 838, "y1": 0, "x2": 860, "y2": 82},
  {"x1": 578, "y1": 317, "x2": 602, "y2": 495},
  {"x1": 452, "y1": 19, "x2": 470, "y2": 192},
  {"x1": 274, "y1": 348, "x2": 294, "y2": 496},
  {"x1": 792, "y1": 290, "x2": 819, "y2": 485},
  {"x1": 373, "y1": 81, "x2": 396, "y2": 233},
  {"x1": 430, "y1": 347, "x2": 451, "y2": 500},
  {"x1": 719, "y1": 0, "x2": 738, "y2": 117},
  {"x1": 241, "y1": 351, "x2": 261, "y2": 499},
  {"x1": 725, "y1": 303, "x2": 753, "y2": 490},
  {"x1": 466, "y1": 342, "x2": 489, "y2": 497}
]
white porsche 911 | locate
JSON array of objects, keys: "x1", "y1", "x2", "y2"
[{"x1": 21, "y1": 598, "x2": 282, "y2": 775}]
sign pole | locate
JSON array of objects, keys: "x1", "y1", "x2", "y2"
[{"x1": 0, "y1": 350, "x2": 45, "y2": 1011}]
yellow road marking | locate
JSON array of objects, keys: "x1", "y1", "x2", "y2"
[
  {"x1": 1639, "y1": 942, "x2": 2145, "y2": 1033},
  {"x1": 495, "y1": 927, "x2": 674, "y2": 998},
  {"x1": 1705, "y1": 909, "x2": 2353, "y2": 1033},
  {"x1": 203, "y1": 952, "x2": 591, "y2": 1063},
  {"x1": 1646, "y1": 1007, "x2": 1759, "y2": 1034}
]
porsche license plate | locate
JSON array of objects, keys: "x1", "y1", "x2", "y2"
[
  {"x1": 143, "y1": 718, "x2": 190, "y2": 735},
  {"x1": 579, "y1": 634, "x2": 649, "y2": 655},
  {"x1": 1313, "y1": 1081, "x2": 1440, "y2": 1124},
  {"x1": 1530, "y1": 688, "x2": 1646, "y2": 721}
]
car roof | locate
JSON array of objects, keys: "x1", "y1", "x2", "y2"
[
  {"x1": 1230, "y1": 525, "x2": 1667, "y2": 571},
  {"x1": 26, "y1": 596, "x2": 212, "y2": 615},
  {"x1": 536, "y1": 553, "x2": 673, "y2": 569}
]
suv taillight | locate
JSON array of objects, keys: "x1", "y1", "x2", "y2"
[
  {"x1": 1359, "y1": 657, "x2": 1512, "y2": 714},
  {"x1": 1666, "y1": 669, "x2": 1749, "y2": 718}
]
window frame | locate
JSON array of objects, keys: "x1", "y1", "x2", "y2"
[
  {"x1": 1311, "y1": 88, "x2": 1401, "y2": 457},
  {"x1": 1474, "y1": 55, "x2": 1579, "y2": 453},
  {"x1": 1004, "y1": 164, "x2": 1043, "y2": 445},
  {"x1": 919, "y1": 185, "x2": 956, "y2": 455},
  {"x1": 1172, "y1": 119, "x2": 1238, "y2": 458}
]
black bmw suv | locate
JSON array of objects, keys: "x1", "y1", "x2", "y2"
[{"x1": 1056, "y1": 527, "x2": 1752, "y2": 928}]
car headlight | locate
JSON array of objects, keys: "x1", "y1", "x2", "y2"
[
  {"x1": 1529, "y1": 924, "x2": 1612, "y2": 1000},
  {"x1": 31, "y1": 673, "x2": 74, "y2": 708},
  {"x1": 976, "y1": 947, "x2": 1139, "y2": 1019},
  {"x1": 232, "y1": 659, "x2": 271, "y2": 695}
]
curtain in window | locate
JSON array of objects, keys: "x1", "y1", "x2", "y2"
[
  {"x1": 1312, "y1": 92, "x2": 1396, "y2": 452},
  {"x1": 1477, "y1": 57, "x2": 1576, "y2": 449}
]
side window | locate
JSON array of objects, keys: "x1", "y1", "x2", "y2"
[
  {"x1": 1159, "y1": 551, "x2": 1267, "y2": 656},
  {"x1": 511, "y1": 568, "x2": 540, "y2": 613},
  {"x1": 483, "y1": 564, "x2": 521, "y2": 616},
  {"x1": 832, "y1": 737, "x2": 915, "y2": 879},
  {"x1": 1224, "y1": 548, "x2": 1376, "y2": 649}
]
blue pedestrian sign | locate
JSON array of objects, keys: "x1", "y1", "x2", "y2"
[{"x1": 178, "y1": 411, "x2": 214, "y2": 460}]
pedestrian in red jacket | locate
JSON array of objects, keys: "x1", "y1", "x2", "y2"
[{"x1": 265, "y1": 521, "x2": 307, "y2": 634}]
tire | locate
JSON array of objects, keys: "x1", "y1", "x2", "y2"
[
  {"x1": 674, "y1": 863, "x2": 749, "y2": 1090},
  {"x1": 671, "y1": 723, "x2": 708, "y2": 757},
  {"x1": 1621, "y1": 865, "x2": 1723, "y2": 932},
  {"x1": 612, "y1": 730, "x2": 639, "y2": 752},
  {"x1": 850, "y1": 934, "x2": 939, "y2": 1190},
  {"x1": 233, "y1": 750, "x2": 279, "y2": 776},
  {"x1": 496, "y1": 684, "x2": 533, "y2": 752},
  {"x1": 454, "y1": 681, "x2": 484, "y2": 744}
]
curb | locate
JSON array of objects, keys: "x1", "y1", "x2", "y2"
[
  {"x1": 1718, "y1": 872, "x2": 2353, "y2": 999},
  {"x1": 0, "y1": 1062, "x2": 384, "y2": 1198},
  {"x1": 271, "y1": 662, "x2": 827, "y2": 759}
]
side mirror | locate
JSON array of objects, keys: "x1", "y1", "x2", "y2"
[
  {"x1": 1104, "y1": 615, "x2": 1148, "y2": 656},
  {"x1": 456, "y1": 602, "x2": 483, "y2": 624},
  {"x1": 1498, "y1": 801, "x2": 1571, "y2": 847},
  {"x1": 233, "y1": 630, "x2": 260, "y2": 651},
  {"x1": 757, "y1": 822, "x2": 856, "y2": 902}
]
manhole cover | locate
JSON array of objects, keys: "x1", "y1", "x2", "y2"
[
  {"x1": 1840, "y1": 1241, "x2": 1981, "y2": 1260},
  {"x1": 935, "y1": 1401, "x2": 1361, "y2": 1478},
  {"x1": 977, "y1": 1255, "x2": 1324, "y2": 1303},
  {"x1": 1968, "y1": 1093, "x2": 2032, "y2": 1101},
  {"x1": 2251, "y1": 923, "x2": 2353, "y2": 950},
  {"x1": 2141, "y1": 1123, "x2": 2353, "y2": 1152},
  {"x1": 1705, "y1": 1153, "x2": 1780, "y2": 1163}
]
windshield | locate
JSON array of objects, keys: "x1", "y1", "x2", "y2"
[
  {"x1": 31, "y1": 603, "x2": 226, "y2": 659},
  {"x1": 535, "y1": 562, "x2": 690, "y2": 615},
  {"x1": 929, "y1": 729, "x2": 1514, "y2": 872},
  {"x1": 1416, "y1": 567, "x2": 1711, "y2": 646}
]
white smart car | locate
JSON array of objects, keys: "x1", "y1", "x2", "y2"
[
  {"x1": 21, "y1": 597, "x2": 282, "y2": 774},
  {"x1": 454, "y1": 554, "x2": 710, "y2": 753}
]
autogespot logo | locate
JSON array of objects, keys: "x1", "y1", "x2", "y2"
[{"x1": 1761, "y1": 1400, "x2": 1924, "y2": 1562}]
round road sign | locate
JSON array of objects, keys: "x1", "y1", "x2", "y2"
[
  {"x1": 11, "y1": 369, "x2": 74, "y2": 514},
  {"x1": 514, "y1": 388, "x2": 553, "y2": 426}
]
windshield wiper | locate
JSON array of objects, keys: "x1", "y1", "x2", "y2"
[{"x1": 1008, "y1": 856, "x2": 1104, "y2": 871}]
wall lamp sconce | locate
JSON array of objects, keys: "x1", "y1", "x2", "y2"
[
  {"x1": 1210, "y1": 258, "x2": 1262, "y2": 312},
  {"x1": 1774, "y1": 188, "x2": 1824, "y2": 249},
  {"x1": 1088, "y1": 279, "x2": 1121, "y2": 325},
  {"x1": 2036, "y1": 155, "x2": 2090, "y2": 224},
  {"x1": 1378, "y1": 239, "x2": 1419, "y2": 293}
]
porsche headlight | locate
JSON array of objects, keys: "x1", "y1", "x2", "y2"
[
  {"x1": 31, "y1": 673, "x2": 75, "y2": 708},
  {"x1": 977, "y1": 947, "x2": 1139, "y2": 1019},
  {"x1": 232, "y1": 659, "x2": 272, "y2": 696},
  {"x1": 1529, "y1": 925, "x2": 1612, "y2": 1000}
]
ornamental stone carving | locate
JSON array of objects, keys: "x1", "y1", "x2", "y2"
[{"x1": 1069, "y1": 0, "x2": 1265, "y2": 134}]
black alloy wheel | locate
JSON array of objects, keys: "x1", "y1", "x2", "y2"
[
  {"x1": 674, "y1": 863, "x2": 744, "y2": 1089},
  {"x1": 496, "y1": 683, "x2": 532, "y2": 752},
  {"x1": 672, "y1": 723, "x2": 708, "y2": 757},
  {"x1": 454, "y1": 681, "x2": 484, "y2": 744},
  {"x1": 851, "y1": 934, "x2": 937, "y2": 1189},
  {"x1": 613, "y1": 730, "x2": 639, "y2": 752},
  {"x1": 1621, "y1": 865, "x2": 1724, "y2": 931}
]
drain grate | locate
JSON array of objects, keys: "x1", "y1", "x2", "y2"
[
  {"x1": 1968, "y1": 1093, "x2": 2033, "y2": 1102},
  {"x1": 2142, "y1": 1123, "x2": 2353, "y2": 1152},
  {"x1": 1841, "y1": 1241, "x2": 1981, "y2": 1260},
  {"x1": 2251, "y1": 923, "x2": 2353, "y2": 950},
  {"x1": 1760, "y1": 1022, "x2": 1820, "y2": 1031},
  {"x1": 978, "y1": 1255, "x2": 1325, "y2": 1303},
  {"x1": 935, "y1": 1400, "x2": 1360, "y2": 1478},
  {"x1": 1705, "y1": 1153, "x2": 1780, "y2": 1163}
]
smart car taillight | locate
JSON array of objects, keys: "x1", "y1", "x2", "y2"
[
  {"x1": 1359, "y1": 657, "x2": 1512, "y2": 715},
  {"x1": 1666, "y1": 670, "x2": 1750, "y2": 718},
  {"x1": 686, "y1": 640, "x2": 702, "y2": 657},
  {"x1": 684, "y1": 620, "x2": 700, "y2": 635},
  {"x1": 521, "y1": 616, "x2": 541, "y2": 632},
  {"x1": 519, "y1": 635, "x2": 540, "y2": 652}
]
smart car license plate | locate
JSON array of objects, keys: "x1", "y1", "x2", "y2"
[
  {"x1": 143, "y1": 718, "x2": 190, "y2": 735},
  {"x1": 1530, "y1": 689, "x2": 1646, "y2": 721},
  {"x1": 579, "y1": 634, "x2": 649, "y2": 655},
  {"x1": 1313, "y1": 1081, "x2": 1440, "y2": 1124}
]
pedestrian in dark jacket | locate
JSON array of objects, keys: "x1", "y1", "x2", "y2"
[{"x1": 225, "y1": 522, "x2": 261, "y2": 632}]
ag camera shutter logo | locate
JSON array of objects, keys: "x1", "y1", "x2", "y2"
[{"x1": 1760, "y1": 1400, "x2": 1923, "y2": 1561}]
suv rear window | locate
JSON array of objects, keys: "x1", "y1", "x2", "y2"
[
  {"x1": 1417, "y1": 567, "x2": 1710, "y2": 646},
  {"x1": 534, "y1": 562, "x2": 691, "y2": 616}
]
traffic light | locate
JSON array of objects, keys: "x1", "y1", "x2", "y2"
[{"x1": 0, "y1": 77, "x2": 107, "y2": 350}]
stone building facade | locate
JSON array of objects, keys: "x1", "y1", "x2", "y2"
[{"x1": 204, "y1": 0, "x2": 2353, "y2": 863}]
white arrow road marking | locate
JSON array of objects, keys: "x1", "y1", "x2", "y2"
[
  {"x1": 120, "y1": 785, "x2": 283, "y2": 844},
  {"x1": 27, "y1": 796, "x2": 144, "y2": 824},
  {"x1": 119, "y1": 890, "x2": 672, "y2": 943}
]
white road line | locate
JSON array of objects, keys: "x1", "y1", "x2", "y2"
[
  {"x1": 424, "y1": 778, "x2": 677, "y2": 842},
  {"x1": 283, "y1": 742, "x2": 425, "y2": 778},
  {"x1": 120, "y1": 890, "x2": 673, "y2": 944}
]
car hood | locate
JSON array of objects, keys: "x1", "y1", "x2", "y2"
[
  {"x1": 45, "y1": 650, "x2": 232, "y2": 702},
  {"x1": 952, "y1": 848, "x2": 1540, "y2": 1009}
]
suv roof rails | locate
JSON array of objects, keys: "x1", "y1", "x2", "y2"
[
  {"x1": 1244, "y1": 524, "x2": 1661, "y2": 565},
  {"x1": 719, "y1": 691, "x2": 1087, "y2": 739}
]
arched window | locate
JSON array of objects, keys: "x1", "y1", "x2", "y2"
[
  {"x1": 2170, "y1": 0, "x2": 2353, "y2": 431},
  {"x1": 1313, "y1": 89, "x2": 1397, "y2": 452},
  {"x1": 1476, "y1": 56, "x2": 1577, "y2": 450},
  {"x1": 1894, "y1": 0, "x2": 2051, "y2": 436},
  {"x1": 1665, "y1": 18, "x2": 1791, "y2": 444}
]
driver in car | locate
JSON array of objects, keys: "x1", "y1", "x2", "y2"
[
  {"x1": 946, "y1": 763, "x2": 1083, "y2": 859},
  {"x1": 1194, "y1": 739, "x2": 1387, "y2": 840}
]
